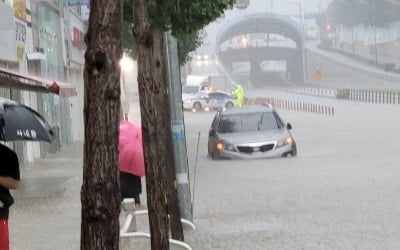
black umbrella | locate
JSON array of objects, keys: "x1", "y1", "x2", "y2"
[{"x1": 0, "y1": 97, "x2": 54, "y2": 142}]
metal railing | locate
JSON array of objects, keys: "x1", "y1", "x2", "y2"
[
  {"x1": 245, "y1": 97, "x2": 335, "y2": 116},
  {"x1": 119, "y1": 198, "x2": 195, "y2": 250}
]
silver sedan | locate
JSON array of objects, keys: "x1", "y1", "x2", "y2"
[{"x1": 207, "y1": 106, "x2": 297, "y2": 160}]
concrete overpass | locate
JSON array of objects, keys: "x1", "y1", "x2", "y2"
[{"x1": 215, "y1": 13, "x2": 306, "y2": 86}]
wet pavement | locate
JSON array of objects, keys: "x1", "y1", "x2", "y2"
[{"x1": 10, "y1": 140, "x2": 83, "y2": 250}]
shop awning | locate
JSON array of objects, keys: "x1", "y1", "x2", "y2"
[{"x1": 0, "y1": 67, "x2": 78, "y2": 97}]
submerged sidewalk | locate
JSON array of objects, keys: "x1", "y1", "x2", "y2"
[
  {"x1": 10, "y1": 139, "x2": 190, "y2": 250},
  {"x1": 10, "y1": 140, "x2": 83, "y2": 250}
]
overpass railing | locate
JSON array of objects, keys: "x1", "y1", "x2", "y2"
[
  {"x1": 275, "y1": 86, "x2": 400, "y2": 105},
  {"x1": 245, "y1": 97, "x2": 335, "y2": 116}
]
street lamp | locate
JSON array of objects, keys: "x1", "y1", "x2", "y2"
[
  {"x1": 119, "y1": 54, "x2": 135, "y2": 120},
  {"x1": 119, "y1": 55, "x2": 134, "y2": 72},
  {"x1": 240, "y1": 35, "x2": 249, "y2": 47},
  {"x1": 336, "y1": 0, "x2": 355, "y2": 54},
  {"x1": 291, "y1": 1, "x2": 304, "y2": 37}
]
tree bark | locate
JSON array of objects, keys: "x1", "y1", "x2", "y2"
[
  {"x1": 81, "y1": 1, "x2": 123, "y2": 249},
  {"x1": 132, "y1": 0, "x2": 173, "y2": 249}
]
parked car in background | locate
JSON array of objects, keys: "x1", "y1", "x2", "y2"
[
  {"x1": 183, "y1": 90, "x2": 235, "y2": 112},
  {"x1": 182, "y1": 75, "x2": 214, "y2": 101},
  {"x1": 208, "y1": 105, "x2": 297, "y2": 160},
  {"x1": 182, "y1": 91, "x2": 209, "y2": 111},
  {"x1": 205, "y1": 91, "x2": 235, "y2": 110},
  {"x1": 182, "y1": 85, "x2": 202, "y2": 97}
]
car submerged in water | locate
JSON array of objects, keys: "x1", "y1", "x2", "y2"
[{"x1": 207, "y1": 105, "x2": 297, "y2": 160}]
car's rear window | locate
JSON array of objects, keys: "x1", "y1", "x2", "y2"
[{"x1": 217, "y1": 111, "x2": 283, "y2": 133}]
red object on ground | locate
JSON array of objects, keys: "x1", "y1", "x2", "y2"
[
  {"x1": 118, "y1": 121, "x2": 145, "y2": 177},
  {"x1": 0, "y1": 219, "x2": 9, "y2": 250}
]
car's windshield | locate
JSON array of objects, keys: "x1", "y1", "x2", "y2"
[
  {"x1": 217, "y1": 111, "x2": 282, "y2": 133},
  {"x1": 182, "y1": 85, "x2": 199, "y2": 94}
]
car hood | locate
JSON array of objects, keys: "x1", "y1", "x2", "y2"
[{"x1": 217, "y1": 129, "x2": 289, "y2": 145}]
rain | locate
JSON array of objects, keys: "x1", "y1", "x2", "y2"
[
  {"x1": 3, "y1": 0, "x2": 400, "y2": 249},
  {"x1": 179, "y1": 0, "x2": 400, "y2": 249}
]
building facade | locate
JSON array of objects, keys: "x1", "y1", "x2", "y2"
[{"x1": 0, "y1": 0, "x2": 85, "y2": 164}]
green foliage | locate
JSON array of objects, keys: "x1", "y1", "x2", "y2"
[
  {"x1": 160, "y1": 0, "x2": 235, "y2": 65},
  {"x1": 147, "y1": 0, "x2": 234, "y2": 34},
  {"x1": 175, "y1": 30, "x2": 203, "y2": 65},
  {"x1": 123, "y1": 0, "x2": 235, "y2": 64},
  {"x1": 123, "y1": 1, "x2": 136, "y2": 58}
]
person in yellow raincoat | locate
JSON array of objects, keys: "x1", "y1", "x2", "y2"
[{"x1": 232, "y1": 85, "x2": 245, "y2": 107}]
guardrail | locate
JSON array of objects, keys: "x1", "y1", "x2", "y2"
[
  {"x1": 291, "y1": 87, "x2": 337, "y2": 98},
  {"x1": 245, "y1": 97, "x2": 335, "y2": 116},
  {"x1": 277, "y1": 87, "x2": 400, "y2": 105},
  {"x1": 336, "y1": 89, "x2": 400, "y2": 104}
]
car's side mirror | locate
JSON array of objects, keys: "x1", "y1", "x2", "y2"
[{"x1": 286, "y1": 122, "x2": 292, "y2": 130}]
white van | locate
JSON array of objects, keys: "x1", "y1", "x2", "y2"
[{"x1": 182, "y1": 75, "x2": 212, "y2": 100}]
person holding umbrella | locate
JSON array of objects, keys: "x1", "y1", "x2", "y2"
[
  {"x1": 0, "y1": 144, "x2": 20, "y2": 250},
  {"x1": 119, "y1": 120, "x2": 145, "y2": 207},
  {"x1": 0, "y1": 97, "x2": 53, "y2": 249}
]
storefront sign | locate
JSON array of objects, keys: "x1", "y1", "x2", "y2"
[
  {"x1": 72, "y1": 26, "x2": 84, "y2": 49},
  {"x1": 39, "y1": 26, "x2": 58, "y2": 44},
  {"x1": 15, "y1": 18, "x2": 26, "y2": 62},
  {"x1": 13, "y1": 0, "x2": 26, "y2": 21}
]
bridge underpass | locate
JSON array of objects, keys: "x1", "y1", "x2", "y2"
[
  {"x1": 218, "y1": 47, "x2": 303, "y2": 86},
  {"x1": 215, "y1": 13, "x2": 306, "y2": 87}
]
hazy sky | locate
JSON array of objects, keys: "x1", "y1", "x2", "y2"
[
  {"x1": 243, "y1": 0, "x2": 332, "y2": 15},
  {"x1": 195, "y1": 0, "x2": 332, "y2": 54}
]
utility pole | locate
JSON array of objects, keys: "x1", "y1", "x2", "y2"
[
  {"x1": 164, "y1": 31, "x2": 193, "y2": 222},
  {"x1": 350, "y1": 1, "x2": 355, "y2": 54},
  {"x1": 358, "y1": 0, "x2": 378, "y2": 64},
  {"x1": 338, "y1": 0, "x2": 355, "y2": 53},
  {"x1": 372, "y1": 4, "x2": 378, "y2": 64},
  {"x1": 299, "y1": 3, "x2": 303, "y2": 37}
]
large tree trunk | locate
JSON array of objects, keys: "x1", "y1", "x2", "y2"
[
  {"x1": 132, "y1": 0, "x2": 175, "y2": 248},
  {"x1": 81, "y1": 1, "x2": 123, "y2": 249}
]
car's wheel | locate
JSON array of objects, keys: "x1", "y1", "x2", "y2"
[
  {"x1": 282, "y1": 144, "x2": 297, "y2": 157},
  {"x1": 225, "y1": 102, "x2": 234, "y2": 109},
  {"x1": 193, "y1": 102, "x2": 202, "y2": 111},
  {"x1": 291, "y1": 143, "x2": 297, "y2": 157}
]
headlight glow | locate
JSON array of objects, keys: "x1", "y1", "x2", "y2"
[
  {"x1": 277, "y1": 137, "x2": 293, "y2": 147},
  {"x1": 216, "y1": 142, "x2": 235, "y2": 152},
  {"x1": 216, "y1": 142, "x2": 225, "y2": 151}
]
